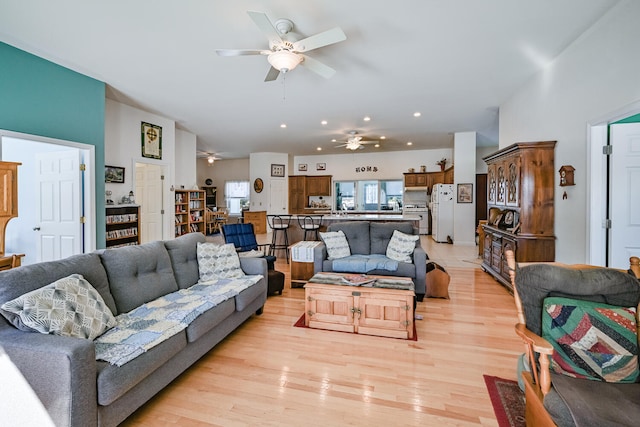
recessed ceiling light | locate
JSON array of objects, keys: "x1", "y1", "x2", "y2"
[
  {"x1": 317, "y1": 147, "x2": 322, "y2": 151},
  {"x1": 374, "y1": 143, "x2": 380, "y2": 148},
  {"x1": 363, "y1": 116, "x2": 371, "y2": 122},
  {"x1": 331, "y1": 139, "x2": 337, "y2": 143},
  {"x1": 321, "y1": 120, "x2": 327, "y2": 125},
  {"x1": 380, "y1": 136, "x2": 386, "y2": 140},
  {"x1": 413, "y1": 112, "x2": 421, "y2": 117},
  {"x1": 280, "y1": 123, "x2": 287, "y2": 128},
  {"x1": 407, "y1": 141, "x2": 413, "y2": 146}
]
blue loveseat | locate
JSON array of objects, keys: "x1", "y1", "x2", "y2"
[
  {"x1": 0, "y1": 232, "x2": 267, "y2": 427},
  {"x1": 312, "y1": 221, "x2": 427, "y2": 300}
]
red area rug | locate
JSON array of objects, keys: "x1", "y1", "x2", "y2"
[
  {"x1": 483, "y1": 375, "x2": 525, "y2": 427},
  {"x1": 293, "y1": 314, "x2": 417, "y2": 341}
]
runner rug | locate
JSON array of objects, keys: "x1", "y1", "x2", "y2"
[
  {"x1": 483, "y1": 375, "x2": 525, "y2": 427},
  {"x1": 294, "y1": 314, "x2": 418, "y2": 341}
]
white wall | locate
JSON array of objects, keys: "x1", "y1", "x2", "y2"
[
  {"x1": 476, "y1": 146, "x2": 498, "y2": 173},
  {"x1": 453, "y1": 132, "x2": 477, "y2": 246},
  {"x1": 175, "y1": 129, "x2": 197, "y2": 189},
  {"x1": 294, "y1": 148, "x2": 453, "y2": 181},
  {"x1": 249, "y1": 152, "x2": 288, "y2": 214},
  {"x1": 499, "y1": 0, "x2": 640, "y2": 263},
  {"x1": 105, "y1": 99, "x2": 178, "y2": 240}
]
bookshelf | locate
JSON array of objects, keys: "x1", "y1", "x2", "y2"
[
  {"x1": 106, "y1": 205, "x2": 140, "y2": 248},
  {"x1": 175, "y1": 189, "x2": 205, "y2": 236}
]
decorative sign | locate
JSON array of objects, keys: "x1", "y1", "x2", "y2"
[
  {"x1": 355, "y1": 166, "x2": 378, "y2": 173},
  {"x1": 141, "y1": 122, "x2": 162, "y2": 159}
]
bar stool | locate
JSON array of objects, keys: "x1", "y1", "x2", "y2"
[
  {"x1": 267, "y1": 214, "x2": 292, "y2": 262},
  {"x1": 298, "y1": 215, "x2": 323, "y2": 241}
]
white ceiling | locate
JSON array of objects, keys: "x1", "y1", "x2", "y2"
[{"x1": 0, "y1": 0, "x2": 619, "y2": 159}]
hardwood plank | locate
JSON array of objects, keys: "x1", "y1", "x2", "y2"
[{"x1": 122, "y1": 240, "x2": 521, "y2": 426}]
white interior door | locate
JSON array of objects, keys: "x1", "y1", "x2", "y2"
[
  {"x1": 269, "y1": 179, "x2": 287, "y2": 215},
  {"x1": 135, "y1": 162, "x2": 164, "y2": 243},
  {"x1": 609, "y1": 123, "x2": 640, "y2": 268},
  {"x1": 35, "y1": 151, "x2": 82, "y2": 262}
]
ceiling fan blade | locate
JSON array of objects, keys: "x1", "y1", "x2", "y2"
[
  {"x1": 264, "y1": 66, "x2": 280, "y2": 82},
  {"x1": 292, "y1": 27, "x2": 346, "y2": 52},
  {"x1": 247, "y1": 11, "x2": 283, "y2": 46},
  {"x1": 215, "y1": 49, "x2": 269, "y2": 57},
  {"x1": 300, "y1": 55, "x2": 336, "y2": 79}
]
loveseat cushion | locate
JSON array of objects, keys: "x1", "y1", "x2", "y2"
[
  {"x1": 370, "y1": 222, "x2": 415, "y2": 254},
  {"x1": 0, "y1": 252, "x2": 116, "y2": 316},
  {"x1": 96, "y1": 331, "x2": 187, "y2": 406},
  {"x1": 100, "y1": 241, "x2": 179, "y2": 314},
  {"x1": 165, "y1": 232, "x2": 206, "y2": 289},
  {"x1": 327, "y1": 221, "x2": 370, "y2": 254}
]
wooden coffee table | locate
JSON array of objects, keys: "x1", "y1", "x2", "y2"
[{"x1": 304, "y1": 273, "x2": 415, "y2": 339}]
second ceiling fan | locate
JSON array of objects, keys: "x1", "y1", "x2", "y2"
[
  {"x1": 335, "y1": 131, "x2": 379, "y2": 151},
  {"x1": 216, "y1": 11, "x2": 346, "y2": 82}
]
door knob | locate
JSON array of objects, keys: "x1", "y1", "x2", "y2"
[{"x1": 33, "y1": 226, "x2": 41, "y2": 231}]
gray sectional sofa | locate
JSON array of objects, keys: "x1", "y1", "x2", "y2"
[
  {"x1": 313, "y1": 221, "x2": 427, "y2": 300},
  {"x1": 0, "y1": 232, "x2": 267, "y2": 427}
]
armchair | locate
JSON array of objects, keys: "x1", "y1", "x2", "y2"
[
  {"x1": 506, "y1": 250, "x2": 640, "y2": 426},
  {"x1": 222, "y1": 223, "x2": 284, "y2": 295}
]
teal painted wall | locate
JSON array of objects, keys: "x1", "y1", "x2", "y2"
[{"x1": 0, "y1": 42, "x2": 107, "y2": 247}]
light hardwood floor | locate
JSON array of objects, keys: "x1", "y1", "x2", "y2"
[{"x1": 121, "y1": 236, "x2": 522, "y2": 427}]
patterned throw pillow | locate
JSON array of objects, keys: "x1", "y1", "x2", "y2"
[
  {"x1": 197, "y1": 242, "x2": 245, "y2": 281},
  {"x1": 320, "y1": 230, "x2": 351, "y2": 260},
  {"x1": 0, "y1": 274, "x2": 117, "y2": 340},
  {"x1": 386, "y1": 230, "x2": 419, "y2": 263},
  {"x1": 542, "y1": 296, "x2": 639, "y2": 383}
]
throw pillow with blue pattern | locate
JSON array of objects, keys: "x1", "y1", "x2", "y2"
[
  {"x1": 542, "y1": 296, "x2": 639, "y2": 383},
  {"x1": 386, "y1": 230, "x2": 419, "y2": 263},
  {"x1": 320, "y1": 230, "x2": 351, "y2": 260},
  {"x1": 197, "y1": 242, "x2": 245, "y2": 281}
]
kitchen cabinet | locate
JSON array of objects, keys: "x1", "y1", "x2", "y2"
[
  {"x1": 481, "y1": 141, "x2": 556, "y2": 291},
  {"x1": 288, "y1": 175, "x2": 332, "y2": 214},
  {"x1": 403, "y1": 168, "x2": 453, "y2": 190},
  {"x1": 306, "y1": 175, "x2": 331, "y2": 196}
]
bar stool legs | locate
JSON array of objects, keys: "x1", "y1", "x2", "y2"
[{"x1": 267, "y1": 215, "x2": 292, "y2": 263}]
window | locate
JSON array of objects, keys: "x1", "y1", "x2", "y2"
[
  {"x1": 224, "y1": 181, "x2": 249, "y2": 215},
  {"x1": 334, "y1": 180, "x2": 403, "y2": 211}
]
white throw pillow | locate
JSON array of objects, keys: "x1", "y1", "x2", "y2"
[
  {"x1": 0, "y1": 274, "x2": 117, "y2": 340},
  {"x1": 386, "y1": 230, "x2": 419, "y2": 263},
  {"x1": 197, "y1": 242, "x2": 245, "y2": 281},
  {"x1": 320, "y1": 230, "x2": 351, "y2": 260}
]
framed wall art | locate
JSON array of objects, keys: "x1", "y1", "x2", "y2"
[
  {"x1": 457, "y1": 183, "x2": 473, "y2": 203},
  {"x1": 298, "y1": 163, "x2": 308, "y2": 172},
  {"x1": 271, "y1": 164, "x2": 285, "y2": 177},
  {"x1": 316, "y1": 163, "x2": 326, "y2": 171},
  {"x1": 105, "y1": 165, "x2": 125, "y2": 183},
  {"x1": 141, "y1": 122, "x2": 162, "y2": 159}
]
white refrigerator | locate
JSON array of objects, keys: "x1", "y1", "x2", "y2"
[{"x1": 429, "y1": 184, "x2": 454, "y2": 243}]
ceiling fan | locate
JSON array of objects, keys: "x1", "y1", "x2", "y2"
[
  {"x1": 335, "y1": 131, "x2": 379, "y2": 151},
  {"x1": 215, "y1": 11, "x2": 346, "y2": 82},
  {"x1": 197, "y1": 151, "x2": 222, "y2": 165}
]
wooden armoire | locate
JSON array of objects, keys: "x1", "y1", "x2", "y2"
[{"x1": 480, "y1": 141, "x2": 556, "y2": 291}]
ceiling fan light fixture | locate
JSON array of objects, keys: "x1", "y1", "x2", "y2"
[
  {"x1": 346, "y1": 141, "x2": 362, "y2": 150},
  {"x1": 268, "y1": 50, "x2": 301, "y2": 73},
  {"x1": 207, "y1": 156, "x2": 215, "y2": 164}
]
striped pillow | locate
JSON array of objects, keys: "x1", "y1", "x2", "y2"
[
  {"x1": 542, "y1": 296, "x2": 639, "y2": 383},
  {"x1": 320, "y1": 230, "x2": 351, "y2": 260}
]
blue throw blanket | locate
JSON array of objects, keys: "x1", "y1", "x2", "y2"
[
  {"x1": 332, "y1": 254, "x2": 399, "y2": 273},
  {"x1": 95, "y1": 276, "x2": 261, "y2": 366}
]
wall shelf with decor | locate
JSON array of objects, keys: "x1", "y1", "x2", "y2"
[
  {"x1": 175, "y1": 189, "x2": 205, "y2": 236},
  {"x1": 106, "y1": 205, "x2": 140, "y2": 248}
]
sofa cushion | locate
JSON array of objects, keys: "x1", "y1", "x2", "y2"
[
  {"x1": 164, "y1": 232, "x2": 206, "y2": 289},
  {"x1": 235, "y1": 278, "x2": 267, "y2": 311},
  {"x1": 370, "y1": 222, "x2": 415, "y2": 254},
  {"x1": 542, "y1": 296, "x2": 639, "y2": 383},
  {"x1": 0, "y1": 274, "x2": 116, "y2": 340},
  {"x1": 100, "y1": 241, "x2": 179, "y2": 314},
  {"x1": 197, "y1": 242, "x2": 245, "y2": 281},
  {"x1": 319, "y1": 230, "x2": 351, "y2": 260},
  {"x1": 327, "y1": 221, "x2": 370, "y2": 255},
  {"x1": 386, "y1": 230, "x2": 419, "y2": 263},
  {"x1": 0, "y1": 252, "x2": 116, "y2": 316},
  {"x1": 332, "y1": 255, "x2": 398, "y2": 273},
  {"x1": 185, "y1": 298, "x2": 236, "y2": 342}
]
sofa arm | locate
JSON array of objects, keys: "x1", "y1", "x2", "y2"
[
  {"x1": 239, "y1": 256, "x2": 268, "y2": 278},
  {"x1": 0, "y1": 326, "x2": 97, "y2": 427},
  {"x1": 313, "y1": 243, "x2": 327, "y2": 274},
  {"x1": 413, "y1": 247, "x2": 427, "y2": 296}
]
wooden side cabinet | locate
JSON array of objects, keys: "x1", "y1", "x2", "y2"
[
  {"x1": 481, "y1": 141, "x2": 556, "y2": 291},
  {"x1": 243, "y1": 211, "x2": 267, "y2": 234},
  {"x1": 0, "y1": 161, "x2": 20, "y2": 255},
  {"x1": 106, "y1": 205, "x2": 140, "y2": 248}
]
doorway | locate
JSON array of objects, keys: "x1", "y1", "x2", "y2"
[
  {"x1": 0, "y1": 130, "x2": 95, "y2": 265},
  {"x1": 135, "y1": 162, "x2": 165, "y2": 243},
  {"x1": 588, "y1": 101, "x2": 640, "y2": 267}
]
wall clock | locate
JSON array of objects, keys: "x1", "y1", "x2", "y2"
[{"x1": 253, "y1": 178, "x2": 264, "y2": 193}]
